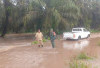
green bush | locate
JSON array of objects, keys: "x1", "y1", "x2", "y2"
[
  {"x1": 77, "y1": 53, "x2": 92, "y2": 60},
  {"x1": 31, "y1": 38, "x2": 47, "y2": 45},
  {"x1": 32, "y1": 41, "x2": 38, "y2": 44},
  {"x1": 48, "y1": 37, "x2": 50, "y2": 40},
  {"x1": 69, "y1": 61, "x2": 89, "y2": 68},
  {"x1": 98, "y1": 42, "x2": 100, "y2": 46},
  {"x1": 90, "y1": 29, "x2": 100, "y2": 33},
  {"x1": 57, "y1": 36, "x2": 61, "y2": 40},
  {"x1": 43, "y1": 38, "x2": 47, "y2": 42}
]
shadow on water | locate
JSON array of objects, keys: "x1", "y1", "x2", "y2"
[{"x1": 63, "y1": 40, "x2": 90, "y2": 50}]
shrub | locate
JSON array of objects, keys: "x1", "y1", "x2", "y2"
[
  {"x1": 90, "y1": 29, "x2": 100, "y2": 33},
  {"x1": 77, "y1": 53, "x2": 92, "y2": 60},
  {"x1": 48, "y1": 37, "x2": 50, "y2": 40},
  {"x1": 43, "y1": 38, "x2": 47, "y2": 42},
  {"x1": 98, "y1": 42, "x2": 100, "y2": 46},
  {"x1": 69, "y1": 61, "x2": 90, "y2": 68},
  {"x1": 32, "y1": 41, "x2": 38, "y2": 44}
]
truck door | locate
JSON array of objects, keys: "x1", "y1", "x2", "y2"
[
  {"x1": 83, "y1": 29, "x2": 88, "y2": 38},
  {"x1": 80, "y1": 29, "x2": 84, "y2": 38}
]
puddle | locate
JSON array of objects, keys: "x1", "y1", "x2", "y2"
[
  {"x1": 0, "y1": 46, "x2": 17, "y2": 52},
  {"x1": 63, "y1": 40, "x2": 89, "y2": 50},
  {"x1": 43, "y1": 46, "x2": 53, "y2": 49},
  {"x1": 0, "y1": 42, "x2": 31, "y2": 46},
  {"x1": 0, "y1": 42, "x2": 31, "y2": 52},
  {"x1": 13, "y1": 43, "x2": 31, "y2": 46}
]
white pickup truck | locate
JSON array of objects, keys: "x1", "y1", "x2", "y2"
[{"x1": 63, "y1": 28, "x2": 90, "y2": 40}]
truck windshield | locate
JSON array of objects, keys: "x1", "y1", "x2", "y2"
[{"x1": 72, "y1": 29, "x2": 82, "y2": 31}]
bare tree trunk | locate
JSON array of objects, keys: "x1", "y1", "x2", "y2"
[{"x1": 1, "y1": 0, "x2": 10, "y2": 37}]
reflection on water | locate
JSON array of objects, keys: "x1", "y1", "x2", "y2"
[{"x1": 63, "y1": 40, "x2": 89, "y2": 50}]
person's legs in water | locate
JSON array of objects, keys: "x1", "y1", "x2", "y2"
[
  {"x1": 38, "y1": 40, "x2": 41, "y2": 47},
  {"x1": 51, "y1": 40, "x2": 55, "y2": 48},
  {"x1": 40, "y1": 40, "x2": 43, "y2": 47}
]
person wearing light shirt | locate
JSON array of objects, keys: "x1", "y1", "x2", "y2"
[{"x1": 35, "y1": 29, "x2": 43, "y2": 47}]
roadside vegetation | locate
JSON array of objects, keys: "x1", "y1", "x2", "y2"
[
  {"x1": 69, "y1": 53, "x2": 94, "y2": 68},
  {"x1": 90, "y1": 30, "x2": 100, "y2": 33},
  {"x1": 97, "y1": 42, "x2": 100, "y2": 46},
  {"x1": 32, "y1": 41, "x2": 39, "y2": 45},
  {"x1": 0, "y1": 0, "x2": 100, "y2": 37},
  {"x1": 76, "y1": 53, "x2": 93, "y2": 60},
  {"x1": 32, "y1": 38, "x2": 48, "y2": 45},
  {"x1": 69, "y1": 60, "x2": 90, "y2": 68}
]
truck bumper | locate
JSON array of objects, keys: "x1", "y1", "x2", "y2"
[{"x1": 63, "y1": 36, "x2": 77, "y2": 40}]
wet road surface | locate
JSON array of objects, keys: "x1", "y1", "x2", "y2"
[{"x1": 0, "y1": 33, "x2": 100, "y2": 68}]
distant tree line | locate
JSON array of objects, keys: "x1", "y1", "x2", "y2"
[{"x1": 0, "y1": 0, "x2": 100, "y2": 37}]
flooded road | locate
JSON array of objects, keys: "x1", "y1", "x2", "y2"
[
  {"x1": 0, "y1": 33, "x2": 100, "y2": 68},
  {"x1": 63, "y1": 40, "x2": 89, "y2": 50}
]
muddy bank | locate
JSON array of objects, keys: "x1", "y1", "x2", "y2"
[{"x1": 0, "y1": 33, "x2": 100, "y2": 68}]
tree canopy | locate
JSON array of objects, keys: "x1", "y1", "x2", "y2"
[{"x1": 0, "y1": 0, "x2": 100, "y2": 36}]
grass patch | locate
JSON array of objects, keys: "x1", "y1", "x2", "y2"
[
  {"x1": 69, "y1": 53, "x2": 95, "y2": 68},
  {"x1": 90, "y1": 29, "x2": 100, "y2": 33},
  {"x1": 69, "y1": 60, "x2": 90, "y2": 68},
  {"x1": 32, "y1": 41, "x2": 38, "y2": 44},
  {"x1": 31, "y1": 38, "x2": 48, "y2": 45},
  {"x1": 48, "y1": 37, "x2": 50, "y2": 40},
  {"x1": 43, "y1": 38, "x2": 47, "y2": 42},
  {"x1": 77, "y1": 53, "x2": 92, "y2": 60},
  {"x1": 97, "y1": 42, "x2": 100, "y2": 46},
  {"x1": 57, "y1": 36, "x2": 61, "y2": 40}
]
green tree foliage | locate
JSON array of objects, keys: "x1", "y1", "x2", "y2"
[
  {"x1": 0, "y1": 0, "x2": 100, "y2": 36},
  {"x1": 1, "y1": 0, "x2": 12, "y2": 37}
]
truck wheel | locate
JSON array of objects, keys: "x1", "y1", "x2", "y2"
[
  {"x1": 87, "y1": 34, "x2": 90, "y2": 38},
  {"x1": 78, "y1": 36, "x2": 81, "y2": 40}
]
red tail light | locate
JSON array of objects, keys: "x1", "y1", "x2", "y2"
[{"x1": 73, "y1": 34, "x2": 75, "y2": 38}]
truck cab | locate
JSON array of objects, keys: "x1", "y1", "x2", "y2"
[{"x1": 63, "y1": 28, "x2": 90, "y2": 40}]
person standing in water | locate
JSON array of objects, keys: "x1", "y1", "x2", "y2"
[
  {"x1": 50, "y1": 29, "x2": 56, "y2": 48},
  {"x1": 35, "y1": 29, "x2": 44, "y2": 47}
]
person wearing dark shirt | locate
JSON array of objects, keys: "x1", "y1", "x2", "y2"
[{"x1": 50, "y1": 29, "x2": 56, "y2": 48}]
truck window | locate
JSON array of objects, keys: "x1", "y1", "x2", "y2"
[
  {"x1": 79, "y1": 29, "x2": 82, "y2": 31},
  {"x1": 73, "y1": 29, "x2": 82, "y2": 31},
  {"x1": 83, "y1": 29, "x2": 88, "y2": 32}
]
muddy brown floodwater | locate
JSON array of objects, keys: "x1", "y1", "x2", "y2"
[{"x1": 0, "y1": 33, "x2": 100, "y2": 68}]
